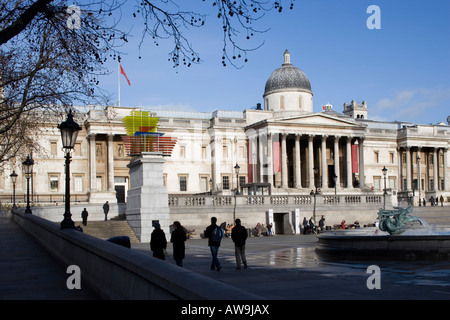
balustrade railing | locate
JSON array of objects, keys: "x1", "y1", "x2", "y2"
[{"x1": 168, "y1": 193, "x2": 387, "y2": 208}]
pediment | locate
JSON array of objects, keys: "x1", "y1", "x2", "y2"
[{"x1": 272, "y1": 113, "x2": 365, "y2": 128}]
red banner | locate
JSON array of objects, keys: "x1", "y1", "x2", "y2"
[
  {"x1": 352, "y1": 145, "x2": 358, "y2": 173},
  {"x1": 273, "y1": 141, "x2": 281, "y2": 173},
  {"x1": 248, "y1": 141, "x2": 253, "y2": 183}
]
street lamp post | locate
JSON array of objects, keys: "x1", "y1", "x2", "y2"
[
  {"x1": 22, "y1": 155, "x2": 34, "y2": 214},
  {"x1": 10, "y1": 170, "x2": 18, "y2": 208},
  {"x1": 382, "y1": 166, "x2": 388, "y2": 210},
  {"x1": 234, "y1": 163, "x2": 240, "y2": 195},
  {"x1": 313, "y1": 167, "x2": 319, "y2": 225},
  {"x1": 417, "y1": 154, "x2": 421, "y2": 207},
  {"x1": 233, "y1": 163, "x2": 240, "y2": 222},
  {"x1": 58, "y1": 110, "x2": 82, "y2": 229}
]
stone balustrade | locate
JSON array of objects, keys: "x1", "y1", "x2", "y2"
[{"x1": 168, "y1": 193, "x2": 384, "y2": 209}]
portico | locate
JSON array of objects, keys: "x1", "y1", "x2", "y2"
[{"x1": 246, "y1": 113, "x2": 367, "y2": 193}]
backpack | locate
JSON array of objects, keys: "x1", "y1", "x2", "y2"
[{"x1": 212, "y1": 226, "x2": 223, "y2": 242}]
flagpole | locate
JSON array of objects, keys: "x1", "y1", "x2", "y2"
[{"x1": 118, "y1": 62, "x2": 121, "y2": 107}]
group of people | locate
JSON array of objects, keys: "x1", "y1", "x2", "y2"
[
  {"x1": 302, "y1": 215, "x2": 325, "y2": 234},
  {"x1": 150, "y1": 217, "x2": 249, "y2": 270},
  {"x1": 78, "y1": 201, "x2": 110, "y2": 226},
  {"x1": 422, "y1": 195, "x2": 445, "y2": 207},
  {"x1": 254, "y1": 223, "x2": 273, "y2": 236}
]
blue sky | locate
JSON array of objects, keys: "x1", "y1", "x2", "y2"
[{"x1": 97, "y1": 0, "x2": 450, "y2": 125}]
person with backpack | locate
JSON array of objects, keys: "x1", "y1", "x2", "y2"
[
  {"x1": 231, "y1": 219, "x2": 248, "y2": 270},
  {"x1": 204, "y1": 217, "x2": 223, "y2": 271}
]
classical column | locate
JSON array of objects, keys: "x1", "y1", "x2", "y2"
[
  {"x1": 405, "y1": 147, "x2": 411, "y2": 191},
  {"x1": 281, "y1": 133, "x2": 288, "y2": 188},
  {"x1": 308, "y1": 135, "x2": 314, "y2": 189},
  {"x1": 346, "y1": 137, "x2": 353, "y2": 189},
  {"x1": 295, "y1": 134, "x2": 301, "y2": 188},
  {"x1": 397, "y1": 147, "x2": 403, "y2": 191},
  {"x1": 358, "y1": 137, "x2": 365, "y2": 188},
  {"x1": 107, "y1": 134, "x2": 115, "y2": 191},
  {"x1": 321, "y1": 135, "x2": 328, "y2": 189},
  {"x1": 444, "y1": 148, "x2": 448, "y2": 191},
  {"x1": 89, "y1": 134, "x2": 97, "y2": 192},
  {"x1": 258, "y1": 134, "x2": 265, "y2": 183},
  {"x1": 417, "y1": 147, "x2": 422, "y2": 201},
  {"x1": 334, "y1": 136, "x2": 340, "y2": 189},
  {"x1": 433, "y1": 148, "x2": 438, "y2": 191},
  {"x1": 267, "y1": 132, "x2": 274, "y2": 187}
]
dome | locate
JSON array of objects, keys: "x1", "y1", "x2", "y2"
[{"x1": 264, "y1": 50, "x2": 312, "y2": 96}]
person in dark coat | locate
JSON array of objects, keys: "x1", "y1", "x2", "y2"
[
  {"x1": 170, "y1": 221, "x2": 187, "y2": 267},
  {"x1": 150, "y1": 222, "x2": 167, "y2": 260},
  {"x1": 103, "y1": 201, "x2": 109, "y2": 221},
  {"x1": 204, "y1": 216, "x2": 222, "y2": 271},
  {"x1": 231, "y1": 219, "x2": 248, "y2": 270},
  {"x1": 81, "y1": 208, "x2": 88, "y2": 226}
]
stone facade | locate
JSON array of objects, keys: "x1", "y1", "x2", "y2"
[{"x1": 0, "y1": 51, "x2": 449, "y2": 213}]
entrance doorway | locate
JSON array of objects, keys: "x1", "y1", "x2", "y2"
[{"x1": 274, "y1": 212, "x2": 287, "y2": 234}]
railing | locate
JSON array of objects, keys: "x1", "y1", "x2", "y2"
[
  {"x1": 0, "y1": 194, "x2": 89, "y2": 208},
  {"x1": 168, "y1": 193, "x2": 386, "y2": 208}
]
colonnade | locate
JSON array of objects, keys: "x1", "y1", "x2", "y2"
[
  {"x1": 87, "y1": 133, "x2": 116, "y2": 193},
  {"x1": 398, "y1": 146, "x2": 448, "y2": 192},
  {"x1": 248, "y1": 132, "x2": 365, "y2": 191}
]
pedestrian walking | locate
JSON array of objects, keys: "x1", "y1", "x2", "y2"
[
  {"x1": 231, "y1": 219, "x2": 248, "y2": 270},
  {"x1": 81, "y1": 208, "x2": 89, "y2": 226},
  {"x1": 103, "y1": 201, "x2": 109, "y2": 221},
  {"x1": 204, "y1": 217, "x2": 223, "y2": 271},
  {"x1": 319, "y1": 215, "x2": 325, "y2": 231},
  {"x1": 302, "y1": 217, "x2": 309, "y2": 235},
  {"x1": 170, "y1": 221, "x2": 186, "y2": 267},
  {"x1": 440, "y1": 195, "x2": 444, "y2": 207},
  {"x1": 150, "y1": 222, "x2": 167, "y2": 260}
]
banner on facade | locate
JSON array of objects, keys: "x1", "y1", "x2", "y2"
[
  {"x1": 273, "y1": 141, "x2": 281, "y2": 173},
  {"x1": 352, "y1": 144, "x2": 358, "y2": 173}
]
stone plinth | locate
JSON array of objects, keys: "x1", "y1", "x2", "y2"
[{"x1": 126, "y1": 153, "x2": 170, "y2": 242}]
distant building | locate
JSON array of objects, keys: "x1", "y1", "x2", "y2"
[{"x1": 1, "y1": 50, "x2": 449, "y2": 206}]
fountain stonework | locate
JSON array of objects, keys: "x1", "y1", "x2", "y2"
[{"x1": 317, "y1": 207, "x2": 450, "y2": 258}]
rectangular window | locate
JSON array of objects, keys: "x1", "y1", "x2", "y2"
[
  {"x1": 96, "y1": 176, "x2": 102, "y2": 191},
  {"x1": 373, "y1": 176, "x2": 380, "y2": 190},
  {"x1": 51, "y1": 142, "x2": 57, "y2": 155},
  {"x1": 200, "y1": 176, "x2": 208, "y2": 192},
  {"x1": 389, "y1": 152, "x2": 394, "y2": 164},
  {"x1": 202, "y1": 146, "x2": 207, "y2": 160},
  {"x1": 50, "y1": 175, "x2": 59, "y2": 192},
  {"x1": 374, "y1": 151, "x2": 379, "y2": 163},
  {"x1": 222, "y1": 176, "x2": 230, "y2": 190},
  {"x1": 179, "y1": 175, "x2": 187, "y2": 191},
  {"x1": 74, "y1": 176, "x2": 83, "y2": 192},
  {"x1": 389, "y1": 177, "x2": 395, "y2": 189},
  {"x1": 239, "y1": 176, "x2": 246, "y2": 187}
]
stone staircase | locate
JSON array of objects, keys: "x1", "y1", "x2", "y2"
[
  {"x1": 408, "y1": 206, "x2": 450, "y2": 226},
  {"x1": 75, "y1": 220, "x2": 140, "y2": 243}
]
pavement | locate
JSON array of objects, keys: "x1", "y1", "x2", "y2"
[{"x1": 1, "y1": 216, "x2": 450, "y2": 302}]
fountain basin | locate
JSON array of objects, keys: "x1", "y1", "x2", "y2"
[{"x1": 316, "y1": 233, "x2": 450, "y2": 258}]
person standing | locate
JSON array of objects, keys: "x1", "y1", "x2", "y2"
[
  {"x1": 231, "y1": 219, "x2": 248, "y2": 270},
  {"x1": 150, "y1": 222, "x2": 167, "y2": 260},
  {"x1": 81, "y1": 208, "x2": 89, "y2": 226},
  {"x1": 103, "y1": 201, "x2": 109, "y2": 221},
  {"x1": 319, "y1": 215, "x2": 325, "y2": 231},
  {"x1": 204, "y1": 217, "x2": 223, "y2": 271},
  {"x1": 170, "y1": 221, "x2": 187, "y2": 267}
]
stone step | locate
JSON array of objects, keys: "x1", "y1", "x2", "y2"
[{"x1": 74, "y1": 220, "x2": 140, "y2": 243}]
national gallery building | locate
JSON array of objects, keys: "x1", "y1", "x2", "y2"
[{"x1": 1, "y1": 50, "x2": 449, "y2": 207}]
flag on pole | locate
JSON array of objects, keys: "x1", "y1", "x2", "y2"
[{"x1": 119, "y1": 63, "x2": 131, "y2": 86}]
